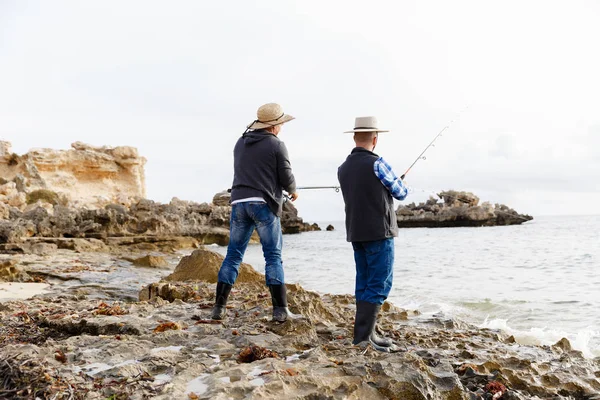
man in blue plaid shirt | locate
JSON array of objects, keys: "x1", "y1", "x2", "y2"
[{"x1": 338, "y1": 116, "x2": 409, "y2": 352}]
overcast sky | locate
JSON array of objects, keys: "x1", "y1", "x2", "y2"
[{"x1": 1, "y1": 0, "x2": 599, "y2": 221}]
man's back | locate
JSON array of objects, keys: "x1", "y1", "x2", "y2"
[
  {"x1": 231, "y1": 130, "x2": 295, "y2": 216},
  {"x1": 338, "y1": 147, "x2": 398, "y2": 243}
]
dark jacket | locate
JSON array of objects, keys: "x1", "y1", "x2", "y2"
[
  {"x1": 230, "y1": 130, "x2": 296, "y2": 216},
  {"x1": 338, "y1": 147, "x2": 398, "y2": 242}
]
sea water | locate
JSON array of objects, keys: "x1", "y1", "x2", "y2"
[{"x1": 212, "y1": 215, "x2": 600, "y2": 358}]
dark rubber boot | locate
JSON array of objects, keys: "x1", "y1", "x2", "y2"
[
  {"x1": 352, "y1": 301, "x2": 390, "y2": 352},
  {"x1": 210, "y1": 282, "x2": 233, "y2": 320},
  {"x1": 268, "y1": 285, "x2": 301, "y2": 322}
]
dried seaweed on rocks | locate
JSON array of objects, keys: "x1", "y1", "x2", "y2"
[
  {"x1": 153, "y1": 321, "x2": 181, "y2": 333},
  {"x1": 0, "y1": 356, "x2": 77, "y2": 400},
  {"x1": 237, "y1": 345, "x2": 278, "y2": 363},
  {"x1": 0, "y1": 311, "x2": 49, "y2": 346}
]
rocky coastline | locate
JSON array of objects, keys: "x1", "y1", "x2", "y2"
[
  {"x1": 0, "y1": 189, "x2": 319, "y2": 255},
  {"x1": 397, "y1": 191, "x2": 533, "y2": 228},
  {"x1": 1, "y1": 247, "x2": 599, "y2": 399}
]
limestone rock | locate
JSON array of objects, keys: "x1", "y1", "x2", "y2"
[
  {"x1": 26, "y1": 242, "x2": 58, "y2": 256},
  {"x1": 0, "y1": 259, "x2": 31, "y2": 282},
  {"x1": 396, "y1": 190, "x2": 533, "y2": 228},
  {"x1": 131, "y1": 255, "x2": 169, "y2": 269},
  {"x1": 138, "y1": 282, "x2": 198, "y2": 302},
  {"x1": 0, "y1": 141, "x2": 12, "y2": 157},
  {"x1": 0, "y1": 141, "x2": 146, "y2": 209},
  {"x1": 212, "y1": 190, "x2": 231, "y2": 207},
  {"x1": 164, "y1": 248, "x2": 263, "y2": 283}
]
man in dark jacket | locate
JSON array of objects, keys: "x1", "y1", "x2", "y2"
[
  {"x1": 338, "y1": 116, "x2": 409, "y2": 352},
  {"x1": 211, "y1": 103, "x2": 300, "y2": 322}
]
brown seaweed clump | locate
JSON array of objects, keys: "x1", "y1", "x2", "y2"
[{"x1": 237, "y1": 345, "x2": 279, "y2": 363}]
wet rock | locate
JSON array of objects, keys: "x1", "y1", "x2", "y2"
[
  {"x1": 553, "y1": 337, "x2": 573, "y2": 352},
  {"x1": 281, "y1": 200, "x2": 321, "y2": 234},
  {"x1": 164, "y1": 248, "x2": 263, "y2": 283},
  {"x1": 326, "y1": 224, "x2": 335, "y2": 231}
]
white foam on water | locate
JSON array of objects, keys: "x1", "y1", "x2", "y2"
[
  {"x1": 186, "y1": 374, "x2": 210, "y2": 396},
  {"x1": 480, "y1": 318, "x2": 600, "y2": 359},
  {"x1": 208, "y1": 354, "x2": 221, "y2": 363},
  {"x1": 151, "y1": 346, "x2": 183, "y2": 354},
  {"x1": 219, "y1": 376, "x2": 231, "y2": 384}
]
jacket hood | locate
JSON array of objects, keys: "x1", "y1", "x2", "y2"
[{"x1": 242, "y1": 130, "x2": 276, "y2": 145}]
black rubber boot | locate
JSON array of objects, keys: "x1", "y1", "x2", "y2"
[
  {"x1": 352, "y1": 301, "x2": 391, "y2": 352},
  {"x1": 268, "y1": 285, "x2": 301, "y2": 322},
  {"x1": 210, "y1": 282, "x2": 233, "y2": 320}
]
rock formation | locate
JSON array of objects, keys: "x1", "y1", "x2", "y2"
[
  {"x1": 397, "y1": 190, "x2": 533, "y2": 228},
  {"x1": 0, "y1": 141, "x2": 319, "y2": 252},
  {"x1": 0, "y1": 195, "x2": 319, "y2": 254},
  {"x1": 0, "y1": 141, "x2": 146, "y2": 210},
  {"x1": 212, "y1": 190, "x2": 320, "y2": 234},
  {"x1": 0, "y1": 247, "x2": 597, "y2": 399}
]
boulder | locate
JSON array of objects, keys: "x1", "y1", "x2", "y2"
[
  {"x1": 164, "y1": 248, "x2": 263, "y2": 283},
  {"x1": 212, "y1": 190, "x2": 231, "y2": 207},
  {"x1": 132, "y1": 255, "x2": 169, "y2": 269}
]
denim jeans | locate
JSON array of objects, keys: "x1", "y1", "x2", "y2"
[
  {"x1": 352, "y1": 238, "x2": 395, "y2": 305},
  {"x1": 217, "y1": 202, "x2": 284, "y2": 286}
]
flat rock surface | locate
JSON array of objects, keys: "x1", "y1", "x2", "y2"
[{"x1": 0, "y1": 248, "x2": 598, "y2": 399}]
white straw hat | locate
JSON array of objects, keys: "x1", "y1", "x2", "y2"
[
  {"x1": 344, "y1": 116, "x2": 389, "y2": 133},
  {"x1": 247, "y1": 103, "x2": 295, "y2": 130}
]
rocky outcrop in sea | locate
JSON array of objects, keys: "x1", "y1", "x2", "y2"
[
  {"x1": 397, "y1": 191, "x2": 533, "y2": 228},
  {"x1": 1, "y1": 247, "x2": 598, "y2": 399}
]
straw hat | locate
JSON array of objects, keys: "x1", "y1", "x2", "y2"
[
  {"x1": 247, "y1": 103, "x2": 295, "y2": 130},
  {"x1": 344, "y1": 116, "x2": 389, "y2": 133}
]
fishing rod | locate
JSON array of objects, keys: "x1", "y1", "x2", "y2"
[
  {"x1": 296, "y1": 186, "x2": 340, "y2": 193},
  {"x1": 400, "y1": 107, "x2": 468, "y2": 180}
]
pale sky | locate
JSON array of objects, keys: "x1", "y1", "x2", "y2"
[{"x1": 1, "y1": 0, "x2": 599, "y2": 221}]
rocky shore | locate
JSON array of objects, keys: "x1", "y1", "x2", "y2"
[
  {"x1": 1, "y1": 141, "x2": 320, "y2": 256},
  {"x1": 0, "y1": 189, "x2": 319, "y2": 255},
  {"x1": 396, "y1": 191, "x2": 533, "y2": 228},
  {"x1": 1, "y1": 247, "x2": 599, "y2": 400}
]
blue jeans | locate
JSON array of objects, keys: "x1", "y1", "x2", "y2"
[
  {"x1": 217, "y1": 202, "x2": 284, "y2": 286},
  {"x1": 352, "y1": 238, "x2": 395, "y2": 305}
]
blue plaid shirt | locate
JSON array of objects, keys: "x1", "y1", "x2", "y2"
[{"x1": 373, "y1": 157, "x2": 408, "y2": 200}]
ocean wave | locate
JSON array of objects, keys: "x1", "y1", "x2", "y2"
[{"x1": 480, "y1": 317, "x2": 600, "y2": 359}]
